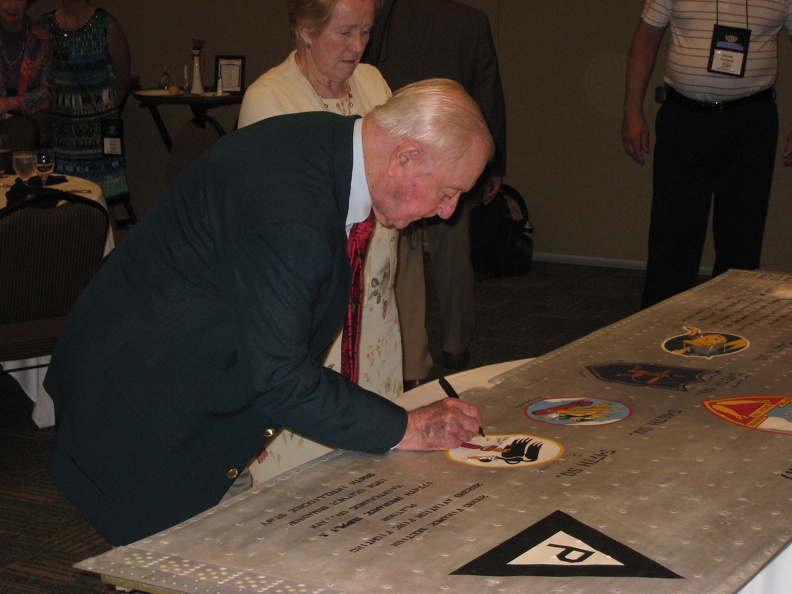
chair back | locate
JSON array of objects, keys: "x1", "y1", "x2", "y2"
[
  {"x1": 0, "y1": 113, "x2": 40, "y2": 153},
  {"x1": 165, "y1": 116, "x2": 224, "y2": 184},
  {"x1": 0, "y1": 192, "x2": 109, "y2": 325}
]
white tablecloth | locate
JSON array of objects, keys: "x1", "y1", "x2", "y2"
[{"x1": 1, "y1": 175, "x2": 114, "y2": 428}]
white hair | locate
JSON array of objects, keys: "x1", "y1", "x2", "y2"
[{"x1": 370, "y1": 78, "x2": 494, "y2": 165}]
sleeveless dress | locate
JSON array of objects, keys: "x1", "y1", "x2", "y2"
[{"x1": 38, "y1": 9, "x2": 127, "y2": 197}]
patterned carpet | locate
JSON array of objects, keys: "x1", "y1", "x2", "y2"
[{"x1": 0, "y1": 260, "x2": 645, "y2": 593}]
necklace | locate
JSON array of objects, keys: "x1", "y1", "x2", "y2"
[
  {"x1": 0, "y1": 29, "x2": 26, "y2": 67},
  {"x1": 318, "y1": 90, "x2": 355, "y2": 116},
  {"x1": 52, "y1": 8, "x2": 101, "y2": 37},
  {"x1": 295, "y1": 52, "x2": 356, "y2": 115}
]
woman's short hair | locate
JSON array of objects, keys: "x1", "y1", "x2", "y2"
[
  {"x1": 371, "y1": 78, "x2": 495, "y2": 166},
  {"x1": 288, "y1": 0, "x2": 337, "y2": 45}
]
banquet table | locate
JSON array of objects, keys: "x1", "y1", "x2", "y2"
[
  {"x1": 76, "y1": 269, "x2": 792, "y2": 593},
  {"x1": 132, "y1": 88, "x2": 242, "y2": 152},
  {"x1": 0, "y1": 175, "x2": 113, "y2": 428}
]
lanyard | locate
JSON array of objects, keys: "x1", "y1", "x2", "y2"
[{"x1": 716, "y1": 0, "x2": 750, "y2": 30}]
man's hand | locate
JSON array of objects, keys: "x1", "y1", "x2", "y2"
[
  {"x1": 783, "y1": 129, "x2": 792, "y2": 167},
  {"x1": 622, "y1": 110, "x2": 650, "y2": 164},
  {"x1": 395, "y1": 397, "x2": 483, "y2": 451}
]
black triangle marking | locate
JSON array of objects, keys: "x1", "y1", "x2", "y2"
[{"x1": 452, "y1": 510, "x2": 682, "y2": 578}]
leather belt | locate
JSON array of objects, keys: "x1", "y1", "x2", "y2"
[{"x1": 664, "y1": 85, "x2": 775, "y2": 111}]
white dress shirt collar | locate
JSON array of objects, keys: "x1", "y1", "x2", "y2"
[{"x1": 346, "y1": 117, "x2": 371, "y2": 233}]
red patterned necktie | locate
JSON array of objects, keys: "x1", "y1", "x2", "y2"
[{"x1": 341, "y1": 211, "x2": 376, "y2": 383}]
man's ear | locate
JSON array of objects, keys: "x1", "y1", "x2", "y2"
[{"x1": 388, "y1": 141, "x2": 423, "y2": 176}]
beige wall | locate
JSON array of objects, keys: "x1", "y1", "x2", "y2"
[{"x1": 30, "y1": 0, "x2": 792, "y2": 273}]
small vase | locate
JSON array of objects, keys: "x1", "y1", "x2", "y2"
[{"x1": 190, "y1": 52, "x2": 204, "y2": 95}]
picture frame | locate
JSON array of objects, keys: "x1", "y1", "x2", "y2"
[{"x1": 214, "y1": 55, "x2": 245, "y2": 93}]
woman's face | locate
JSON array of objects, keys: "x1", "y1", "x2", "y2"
[
  {"x1": 299, "y1": 0, "x2": 375, "y2": 84},
  {"x1": 0, "y1": 0, "x2": 27, "y2": 31}
]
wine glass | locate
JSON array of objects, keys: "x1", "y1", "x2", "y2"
[
  {"x1": 35, "y1": 149, "x2": 56, "y2": 186},
  {"x1": 0, "y1": 133, "x2": 10, "y2": 190},
  {"x1": 12, "y1": 150, "x2": 36, "y2": 186}
]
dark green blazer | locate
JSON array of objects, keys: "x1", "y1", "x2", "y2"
[{"x1": 45, "y1": 112, "x2": 408, "y2": 546}]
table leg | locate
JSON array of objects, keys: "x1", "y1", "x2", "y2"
[{"x1": 145, "y1": 104, "x2": 173, "y2": 152}]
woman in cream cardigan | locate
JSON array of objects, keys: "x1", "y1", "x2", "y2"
[{"x1": 238, "y1": 0, "x2": 402, "y2": 483}]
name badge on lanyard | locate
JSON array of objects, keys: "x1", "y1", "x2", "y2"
[
  {"x1": 707, "y1": 24, "x2": 750, "y2": 77},
  {"x1": 102, "y1": 118, "x2": 124, "y2": 156}
]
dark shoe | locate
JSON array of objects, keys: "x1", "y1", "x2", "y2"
[
  {"x1": 403, "y1": 378, "x2": 430, "y2": 392},
  {"x1": 442, "y1": 348, "x2": 470, "y2": 370}
]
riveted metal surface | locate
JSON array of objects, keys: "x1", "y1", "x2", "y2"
[{"x1": 78, "y1": 270, "x2": 792, "y2": 593}]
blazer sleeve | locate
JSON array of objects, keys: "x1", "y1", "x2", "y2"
[{"x1": 225, "y1": 220, "x2": 408, "y2": 454}]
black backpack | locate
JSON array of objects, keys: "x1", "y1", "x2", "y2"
[{"x1": 469, "y1": 184, "x2": 534, "y2": 276}]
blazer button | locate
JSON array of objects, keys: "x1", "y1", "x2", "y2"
[
  {"x1": 264, "y1": 428, "x2": 275, "y2": 437},
  {"x1": 227, "y1": 468, "x2": 239, "y2": 479}
]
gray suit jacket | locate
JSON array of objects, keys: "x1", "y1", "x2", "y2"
[{"x1": 365, "y1": 0, "x2": 507, "y2": 176}]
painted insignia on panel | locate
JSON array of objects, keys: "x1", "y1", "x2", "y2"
[
  {"x1": 452, "y1": 510, "x2": 682, "y2": 578},
  {"x1": 703, "y1": 396, "x2": 792, "y2": 435},
  {"x1": 446, "y1": 434, "x2": 563, "y2": 468},
  {"x1": 587, "y1": 362, "x2": 715, "y2": 391},
  {"x1": 663, "y1": 326, "x2": 749, "y2": 358},
  {"x1": 525, "y1": 397, "x2": 632, "y2": 426}
]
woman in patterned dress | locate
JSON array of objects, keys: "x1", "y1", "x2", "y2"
[{"x1": 38, "y1": 0, "x2": 130, "y2": 197}]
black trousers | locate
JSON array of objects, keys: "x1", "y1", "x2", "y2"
[{"x1": 642, "y1": 95, "x2": 778, "y2": 308}]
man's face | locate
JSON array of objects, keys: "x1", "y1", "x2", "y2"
[{"x1": 371, "y1": 141, "x2": 488, "y2": 230}]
